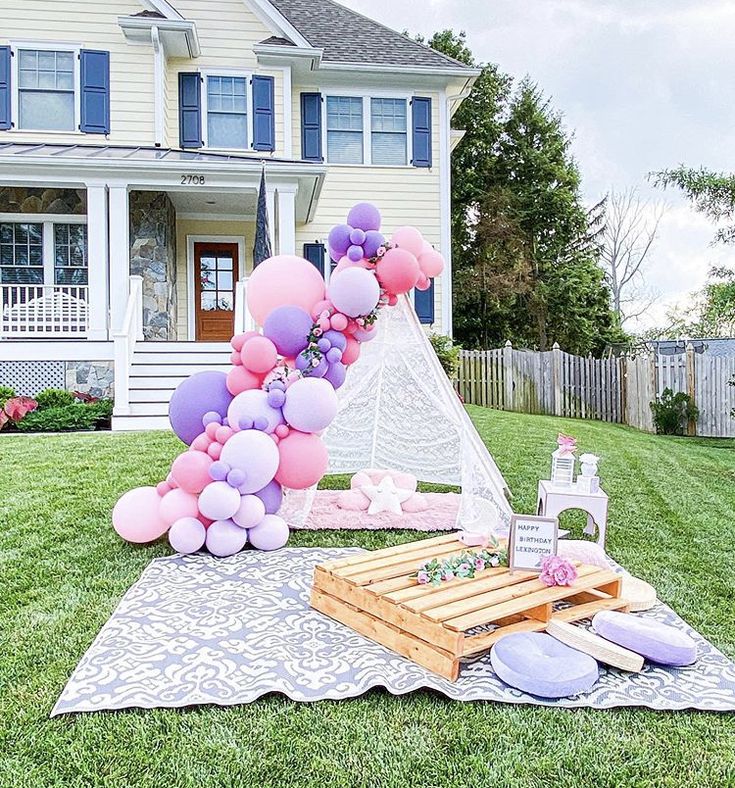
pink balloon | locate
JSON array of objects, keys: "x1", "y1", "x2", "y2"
[
  {"x1": 168, "y1": 516, "x2": 206, "y2": 554},
  {"x1": 248, "y1": 514, "x2": 290, "y2": 551},
  {"x1": 170, "y1": 450, "x2": 212, "y2": 494},
  {"x1": 156, "y1": 481, "x2": 172, "y2": 497},
  {"x1": 198, "y1": 480, "x2": 241, "y2": 521},
  {"x1": 191, "y1": 433, "x2": 212, "y2": 452},
  {"x1": 391, "y1": 226, "x2": 425, "y2": 257},
  {"x1": 352, "y1": 326, "x2": 377, "y2": 343},
  {"x1": 247, "y1": 254, "x2": 326, "y2": 326},
  {"x1": 276, "y1": 431, "x2": 329, "y2": 489},
  {"x1": 376, "y1": 248, "x2": 420, "y2": 295},
  {"x1": 415, "y1": 272, "x2": 431, "y2": 291},
  {"x1": 334, "y1": 255, "x2": 370, "y2": 275},
  {"x1": 330, "y1": 313, "x2": 349, "y2": 331},
  {"x1": 230, "y1": 350, "x2": 243, "y2": 366},
  {"x1": 418, "y1": 249, "x2": 445, "y2": 278},
  {"x1": 112, "y1": 486, "x2": 170, "y2": 544},
  {"x1": 241, "y1": 335, "x2": 278, "y2": 374},
  {"x1": 159, "y1": 488, "x2": 200, "y2": 526},
  {"x1": 342, "y1": 336, "x2": 361, "y2": 365},
  {"x1": 231, "y1": 331, "x2": 259, "y2": 352},
  {"x1": 232, "y1": 494, "x2": 266, "y2": 528},
  {"x1": 226, "y1": 366, "x2": 262, "y2": 396}
]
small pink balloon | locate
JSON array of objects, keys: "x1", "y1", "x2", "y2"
[
  {"x1": 417, "y1": 249, "x2": 445, "y2": 278},
  {"x1": 415, "y1": 272, "x2": 431, "y2": 291},
  {"x1": 156, "y1": 481, "x2": 172, "y2": 497},
  {"x1": 205, "y1": 422, "x2": 219, "y2": 440},
  {"x1": 207, "y1": 442, "x2": 223, "y2": 460},
  {"x1": 376, "y1": 247, "x2": 420, "y2": 295},
  {"x1": 230, "y1": 350, "x2": 243, "y2": 366},
  {"x1": 113, "y1": 486, "x2": 170, "y2": 543},
  {"x1": 170, "y1": 450, "x2": 213, "y2": 494},
  {"x1": 191, "y1": 433, "x2": 212, "y2": 452},
  {"x1": 226, "y1": 366, "x2": 262, "y2": 396},
  {"x1": 342, "y1": 336, "x2": 361, "y2": 365},
  {"x1": 198, "y1": 480, "x2": 241, "y2": 521},
  {"x1": 391, "y1": 226, "x2": 425, "y2": 257},
  {"x1": 159, "y1": 488, "x2": 200, "y2": 526},
  {"x1": 168, "y1": 516, "x2": 206, "y2": 554},
  {"x1": 275, "y1": 424, "x2": 290, "y2": 438},
  {"x1": 330, "y1": 313, "x2": 348, "y2": 331},
  {"x1": 241, "y1": 335, "x2": 278, "y2": 374},
  {"x1": 311, "y1": 300, "x2": 333, "y2": 320},
  {"x1": 232, "y1": 494, "x2": 266, "y2": 528},
  {"x1": 231, "y1": 331, "x2": 259, "y2": 352},
  {"x1": 215, "y1": 425, "x2": 234, "y2": 444}
]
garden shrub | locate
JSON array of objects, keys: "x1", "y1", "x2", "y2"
[
  {"x1": 35, "y1": 388, "x2": 75, "y2": 410},
  {"x1": 429, "y1": 333, "x2": 461, "y2": 379},
  {"x1": 0, "y1": 385, "x2": 15, "y2": 408},
  {"x1": 88, "y1": 398, "x2": 113, "y2": 429},
  {"x1": 15, "y1": 404, "x2": 99, "y2": 433},
  {"x1": 650, "y1": 388, "x2": 699, "y2": 435}
]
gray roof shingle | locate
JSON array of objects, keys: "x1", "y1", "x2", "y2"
[{"x1": 267, "y1": 0, "x2": 474, "y2": 70}]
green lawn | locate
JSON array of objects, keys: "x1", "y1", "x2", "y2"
[{"x1": 2, "y1": 407, "x2": 735, "y2": 787}]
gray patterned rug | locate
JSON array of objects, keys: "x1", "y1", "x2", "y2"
[{"x1": 53, "y1": 548, "x2": 735, "y2": 715}]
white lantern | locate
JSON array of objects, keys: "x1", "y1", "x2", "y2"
[
  {"x1": 551, "y1": 448, "x2": 575, "y2": 488},
  {"x1": 579, "y1": 454, "x2": 600, "y2": 478}
]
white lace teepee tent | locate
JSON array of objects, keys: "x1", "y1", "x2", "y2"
[{"x1": 290, "y1": 294, "x2": 512, "y2": 537}]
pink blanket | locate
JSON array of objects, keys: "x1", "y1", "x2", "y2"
[{"x1": 295, "y1": 489, "x2": 460, "y2": 531}]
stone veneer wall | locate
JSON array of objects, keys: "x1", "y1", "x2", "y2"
[
  {"x1": 0, "y1": 360, "x2": 113, "y2": 399},
  {"x1": 0, "y1": 187, "x2": 86, "y2": 214},
  {"x1": 129, "y1": 191, "x2": 177, "y2": 340}
]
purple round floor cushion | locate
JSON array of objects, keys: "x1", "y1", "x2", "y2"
[
  {"x1": 490, "y1": 632, "x2": 599, "y2": 698},
  {"x1": 592, "y1": 611, "x2": 697, "y2": 666}
]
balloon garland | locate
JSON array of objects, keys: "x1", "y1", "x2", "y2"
[{"x1": 112, "y1": 203, "x2": 445, "y2": 556}]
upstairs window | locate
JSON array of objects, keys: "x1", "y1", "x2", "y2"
[
  {"x1": 18, "y1": 49, "x2": 75, "y2": 131},
  {"x1": 326, "y1": 96, "x2": 363, "y2": 164},
  {"x1": 206, "y1": 75, "x2": 248, "y2": 149},
  {"x1": 371, "y1": 98, "x2": 407, "y2": 165}
]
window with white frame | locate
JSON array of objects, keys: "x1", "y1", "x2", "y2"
[
  {"x1": 326, "y1": 96, "x2": 364, "y2": 164},
  {"x1": 0, "y1": 221, "x2": 87, "y2": 286},
  {"x1": 325, "y1": 95, "x2": 409, "y2": 166},
  {"x1": 371, "y1": 98, "x2": 407, "y2": 165},
  {"x1": 18, "y1": 49, "x2": 76, "y2": 131},
  {"x1": 206, "y1": 75, "x2": 248, "y2": 149}
]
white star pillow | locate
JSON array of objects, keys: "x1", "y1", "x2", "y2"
[{"x1": 360, "y1": 476, "x2": 413, "y2": 516}]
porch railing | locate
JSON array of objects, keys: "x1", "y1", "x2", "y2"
[
  {"x1": 0, "y1": 284, "x2": 89, "y2": 338},
  {"x1": 234, "y1": 277, "x2": 257, "y2": 332},
  {"x1": 112, "y1": 276, "x2": 143, "y2": 417}
]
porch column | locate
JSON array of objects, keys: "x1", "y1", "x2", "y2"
[
  {"x1": 85, "y1": 182, "x2": 109, "y2": 340},
  {"x1": 276, "y1": 186, "x2": 296, "y2": 256},
  {"x1": 108, "y1": 184, "x2": 130, "y2": 333}
]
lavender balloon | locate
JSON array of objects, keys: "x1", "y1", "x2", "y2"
[
  {"x1": 328, "y1": 224, "x2": 353, "y2": 256},
  {"x1": 263, "y1": 305, "x2": 313, "y2": 357},
  {"x1": 323, "y1": 330, "x2": 347, "y2": 351},
  {"x1": 363, "y1": 230, "x2": 385, "y2": 258},
  {"x1": 282, "y1": 377, "x2": 338, "y2": 433},
  {"x1": 347, "y1": 202, "x2": 381, "y2": 232},
  {"x1": 324, "y1": 360, "x2": 347, "y2": 389},
  {"x1": 169, "y1": 370, "x2": 233, "y2": 445},
  {"x1": 168, "y1": 517, "x2": 206, "y2": 554},
  {"x1": 297, "y1": 352, "x2": 328, "y2": 378},
  {"x1": 349, "y1": 228, "x2": 366, "y2": 245},
  {"x1": 347, "y1": 245, "x2": 364, "y2": 262},
  {"x1": 220, "y1": 429, "x2": 279, "y2": 494},
  {"x1": 248, "y1": 514, "x2": 290, "y2": 551},
  {"x1": 328, "y1": 267, "x2": 380, "y2": 318},
  {"x1": 205, "y1": 519, "x2": 248, "y2": 557},
  {"x1": 232, "y1": 494, "x2": 266, "y2": 528},
  {"x1": 254, "y1": 479, "x2": 283, "y2": 514},
  {"x1": 227, "y1": 389, "x2": 284, "y2": 435}
]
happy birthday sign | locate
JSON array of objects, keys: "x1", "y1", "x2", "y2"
[{"x1": 509, "y1": 514, "x2": 559, "y2": 572}]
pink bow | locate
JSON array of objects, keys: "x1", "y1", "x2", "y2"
[{"x1": 557, "y1": 433, "x2": 577, "y2": 456}]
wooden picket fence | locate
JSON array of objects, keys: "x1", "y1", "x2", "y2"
[{"x1": 457, "y1": 341, "x2": 735, "y2": 438}]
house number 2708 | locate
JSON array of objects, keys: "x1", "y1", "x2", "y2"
[{"x1": 180, "y1": 174, "x2": 206, "y2": 185}]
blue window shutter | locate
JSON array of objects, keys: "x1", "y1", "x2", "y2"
[
  {"x1": 0, "y1": 47, "x2": 10, "y2": 130},
  {"x1": 80, "y1": 50, "x2": 110, "y2": 134},
  {"x1": 179, "y1": 72, "x2": 202, "y2": 149},
  {"x1": 303, "y1": 242, "x2": 325, "y2": 277},
  {"x1": 411, "y1": 96, "x2": 432, "y2": 168},
  {"x1": 252, "y1": 75, "x2": 275, "y2": 151},
  {"x1": 415, "y1": 280, "x2": 435, "y2": 324},
  {"x1": 300, "y1": 92, "x2": 322, "y2": 161}
]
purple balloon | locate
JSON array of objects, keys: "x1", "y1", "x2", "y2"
[
  {"x1": 347, "y1": 202, "x2": 381, "y2": 232},
  {"x1": 254, "y1": 479, "x2": 283, "y2": 514},
  {"x1": 296, "y1": 352, "x2": 327, "y2": 378},
  {"x1": 168, "y1": 517, "x2": 206, "y2": 554},
  {"x1": 328, "y1": 245, "x2": 342, "y2": 264},
  {"x1": 347, "y1": 245, "x2": 364, "y2": 262},
  {"x1": 205, "y1": 519, "x2": 248, "y2": 557},
  {"x1": 323, "y1": 330, "x2": 347, "y2": 351},
  {"x1": 209, "y1": 461, "x2": 230, "y2": 481},
  {"x1": 328, "y1": 224, "x2": 353, "y2": 256},
  {"x1": 363, "y1": 230, "x2": 385, "y2": 258},
  {"x1": 328, "y1": 268, "x2": 380, "y2": 318},
  {"x1": 248, "y1": 514, "x2": 290, "y2": 551},
  {"x1": 352, "y1": 326, "x2": 378, "y2": 343},
  {"x1": 317, "y1": 337, "x2": 331, "y2": 353},
  {"x1": 202, "y1": 411, "x2": 222, "y2": 427},
  {"x1": 263, "y1": 305, "x2": 313, "y2": 358},
  {"x1": 169, "y1": 371, "x2": 233, "y2": 445},
  {"x1": 324, "y1": 361, "x2": 347, "y2": 389},
  {"x1": 349, "y1": 227, "x2": 366, "y2": 245},
  {"x1": 326, "y1": 347, "x2": 342, "y2": 364},
  {"x1": 267, "y1": 388, "x2": 286, "y2": 408}
]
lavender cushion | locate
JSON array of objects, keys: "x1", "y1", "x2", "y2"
[
  {"x1": 592, "y1": 611, "x2": 697, "y2": 666},
  {"x1": 490, "y1": 632, "x2": 599, "y2": 698}
]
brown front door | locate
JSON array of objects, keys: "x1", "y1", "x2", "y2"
[{"x1": 194, "y1": 242, "x2": 239, "y2": 341}]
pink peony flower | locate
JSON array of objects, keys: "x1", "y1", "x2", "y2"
[
  {"x1": 539, "y1": 555, "x2": 577, "y2": 587},
  {"x1": 474, "y1": 557, "x2": 486, "y2": 571},
  {"x1": 417, "y1": 570, "x2": 430, "y2": 584}
]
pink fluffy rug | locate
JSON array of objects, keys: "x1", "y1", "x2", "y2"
[{"x1": 295, "y1": 489, "x2": 460, "y2": 531}]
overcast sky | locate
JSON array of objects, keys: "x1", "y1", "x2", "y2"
[{"x1": 342, "y1": 0, "x2": 735, "y2": 330}]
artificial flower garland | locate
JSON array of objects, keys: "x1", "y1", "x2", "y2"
[{"x1": 414, "y1": 547, "x2": 508, "y2": 586}]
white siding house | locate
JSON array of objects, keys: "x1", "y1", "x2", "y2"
[{"x1": 0, "y1": 0, "x2": 477, "y2": 428}]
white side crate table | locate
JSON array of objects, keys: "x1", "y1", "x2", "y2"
[{"x1": 536, "y1": 479, "x2": 609, "y2": 548}]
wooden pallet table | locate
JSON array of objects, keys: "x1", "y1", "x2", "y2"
[{"x1": 310, "y1": 533, "x2": 630, "y2": 681}]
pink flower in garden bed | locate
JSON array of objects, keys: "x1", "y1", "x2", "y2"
[{"x1": 539, "y1": 555, "x2": 578, "y2": 587}]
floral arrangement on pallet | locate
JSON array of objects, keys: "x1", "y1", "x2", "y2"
[{"x1": 414, "y1": 547, "x2": 508, "y2": 586}]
